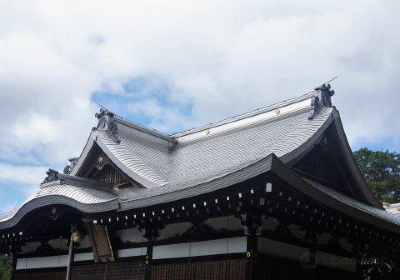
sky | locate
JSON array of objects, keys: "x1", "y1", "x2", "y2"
[{"x1": 0, "y1": 0, "x2": 400, "y2": 214}]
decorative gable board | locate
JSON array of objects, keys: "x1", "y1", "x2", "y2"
[
  {"x1": 77, "y1": 143, "x2": 138, "y2": 188},
  {"x1": 92, "y1": 164, "x2": 130, "y2": 187}
]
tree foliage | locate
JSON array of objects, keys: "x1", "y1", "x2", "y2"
[
  {"x1": 354, "y1": 148, "x2": 400, "y2": 203},
  {"x1": 0, "y1": 255, "x2": 11, "y2": 280}
]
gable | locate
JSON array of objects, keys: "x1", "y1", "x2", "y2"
[
  {"x1": 292, "y1": 138, "x2": 355, "y2": 198},
  {"x1": 76, "y1": 143, "x2": 138, "y2": 188},
  {"x1": 70, "y1": 130, "x2": 168, "y2": 188},
  {"x1": 291, "y1": 123, "x2": 378, "y2": 206}
]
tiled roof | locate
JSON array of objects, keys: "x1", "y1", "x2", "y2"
[
  {"x1": 0, "y1": 90, "x2": 379, "y2": 230},
  {"x1": 304, "y1": 178, "x2": 400, "y2": 233},
  {"x1": 71, "y1": 96, "x2": 332, "y2": 193},
  {"x1": 0, "y1": 178, "x2": 119, "y2": 229}
]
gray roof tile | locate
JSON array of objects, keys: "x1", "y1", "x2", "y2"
[
  {"x1": 305, "y1": 179, "x2": 400, "y2": 228},
  {"x1": 0, "y1": 95, "x2": 341, "y2": 228}
]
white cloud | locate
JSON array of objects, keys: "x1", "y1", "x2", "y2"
[
  {"x1": 126, "y1": 99, "x2": 195, "y2": 133},
  {"x1": 0, "y1": 164, "x2": 47, "y2": 196},
  {"x1": 0, "y1": 0, "x2": 400, "y2": 178}
]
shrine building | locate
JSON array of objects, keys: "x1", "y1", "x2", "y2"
[{"x1": 1, "y1": 84, "x2": 399, "y2": 280}]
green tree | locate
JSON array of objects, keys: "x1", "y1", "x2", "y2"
[
  {"x1": 354, "y1": 148, "x2": 400, "y2": 203},
  {"x1": 0, "y1": 255, "x2": 11, "y2": 280}
]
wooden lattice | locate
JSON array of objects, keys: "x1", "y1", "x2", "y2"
[
  {"x1": 70, "y1": 261, "x2": 145, "y2": 280},
  {"x1": 14, "y1": 270, "x2": 66, "y2": 280},
  {"x1": 13, "y1": 259, "x2": 245, "y2": 280},
  {"x1": 93, "y1": 164, "x2": 130, "y2": 187},
  {"x1": 150, "y1": 259, "x2": 247, "y2": 280}
]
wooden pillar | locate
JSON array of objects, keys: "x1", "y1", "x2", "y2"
[
  {"x1": 145, "y1": 241, "x2": 153, "y2": 280},
  {"x1": 144, "y1": 227, "x2": 158, "y2": 280},
  {"x1": 246, "y1": 235, "x2": 258, "y2": 280},
  {"x1": 240, "y1": 212, "x2": 262, "y2": 280},
  {"x1": 65, "y1": 234, "x2": 75, "y2": 280}
]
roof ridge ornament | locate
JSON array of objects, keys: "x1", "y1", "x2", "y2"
[
  {"x1": 93, "y1": 108, "x2": 121, "y2": 143},
  {"x1": 308, "y1": 83, "x2": 335, "y2": 120},
  {"x1": 42, "y1": 169, "x2": 60, "y2": 184},
  {"x1": 63, "y1": 157, "x2": 79, "y2": 174}
]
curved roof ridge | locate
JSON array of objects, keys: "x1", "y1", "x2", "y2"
[
  {"x1": 173, "y1": 91, "x2": 315, "y2": 138},
  {"x1": 102, "y1": 91, "x2": 316, "y2": 144},
  {"x1": 115, "y1": 116, "x2": 176, "y2": 143}
]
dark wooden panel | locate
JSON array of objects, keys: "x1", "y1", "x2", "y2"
[
  {"x1": 150, "y1": 259, "x2": 246, "y2": 280},
  {"x1": 93, "y1": 164, "x2": 130, "y2": 187}
]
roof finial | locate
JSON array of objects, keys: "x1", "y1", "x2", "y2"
[
  {"x1": 308, "y1": 80, "x2": 336, "y2": 120},
  {"x1": 42, "y1": 169, "x2": 60, "y2": 184},
  {"x1": 63, "y1": 158, "x2": 79, "y2": 174},
  {"x1": 93, "y1": 108, "x2": 121, "y2": 143}
]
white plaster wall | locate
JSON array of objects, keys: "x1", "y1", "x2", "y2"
[
  {"x1": 258, "y1": 237, "x2": 356, "y2": 272},
  {"x1": 18, "y1": 237, "x2": 89, "y2": 255},
  {"x1": 48, "y1": 238, "x2": 69, "y2": 251},
  {"x1": 157, "y1": 216, "x2": 242, "y2": 240},
  {"x1": 205, "y1": 216, "x2": 242, "y2": 232},
  {"x1": 116, "y1": 227, "x2": 146, "y2": 243},
  {"x1": 318, "y1": 233, "x2": 332, "y2": 245},
  {"x1": 262, "y1": 217, "x2": 279, "y2": 231},
  {"x1": 17, "y1": 256, "x2": 68, "y2": 270},
  {"x1": 18, "y1": 242, "x2": 41, "y2": 254},
  {"x1": 258, "y1": 237, "x2": 308, "y2": 261},
  {"x1": 116, "y1": 217, "x2": 242, "y2": 243},
  {"x1": 158, "y1": 222, "x2": 191, "y2": 240},
  {"x1": 117, "y1": 247, "x2": 147, "y2": 258},
  {"x1": 153, "y1": 237, "x2": 247, "y2": 260},
  {"x1": 16, "y1": 247, "x2": 147, "y2": 270},
  {"x1": 288, "y1": 224, "x2": 306, "y2": 240},
  {"x1": 16, "y1": 252, "x2": 93, "y2": 270},
  {"x1": 78, "y1": 235, "x2": 92, "y2": 249},
  {"x1": 316, "y1": 251, "x2": 356, "y2": 272},
  {"x1": 74, "y1": 253, "x2": 94, "y2": 262}
]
